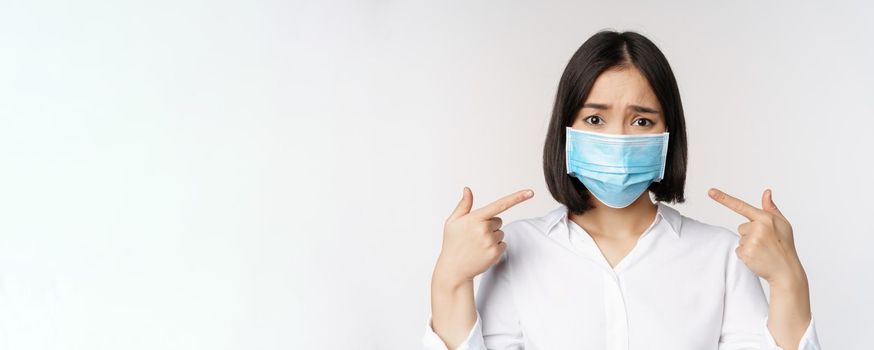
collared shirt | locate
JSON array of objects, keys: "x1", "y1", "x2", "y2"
[{"x1": 422, "y1": 202, "x2": 821, "y2": 350}]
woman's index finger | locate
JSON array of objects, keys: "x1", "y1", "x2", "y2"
[
  {"x1": 708, "y1": 188, "x2": 766, "y2": 221},
  {"x1": 469, "y1": 189, "x2": 534, "y2": 219}
]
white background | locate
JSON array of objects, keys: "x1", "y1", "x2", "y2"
[{"x1": 1, "y1": 0, "x2": 872, "y2": 349}]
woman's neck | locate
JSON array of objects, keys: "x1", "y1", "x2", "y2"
[{"x1": 568, "y1": 193, "x2": 659, "y2": 239}]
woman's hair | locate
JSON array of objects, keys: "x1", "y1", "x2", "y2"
[{"x1": 543, "y1": 30, "x2": 688, "y2": 215}]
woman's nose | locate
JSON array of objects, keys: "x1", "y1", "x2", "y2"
[{"x1": 603, "y1": 123, "x2": 629, "y2": 135}]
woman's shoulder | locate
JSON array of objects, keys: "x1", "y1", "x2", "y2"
[
  {"x1": 669, "y1": 204, "x2": 741, "y2": 246},
  {"x1": 497, "y1": 205, "x2": 568, "y2": 244}
]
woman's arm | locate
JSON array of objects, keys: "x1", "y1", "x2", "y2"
[
  {"x1": 708, "y1": 188, "x2": 820, "y2": 349},
  {"x1": 765, "y1": 259, "x2": 812, "y2": 349},
  {"x1": 424, "y1": 244, "x2": 524, "y2": 350},
  {"x1": 430, "y1": 263, "x2": 477, "y2": 349},
  {"x1": 717, "y1": 231, "x2": 820, "y2": 350},
  {"x1": 425, "y1": 187, "x2": 533, "y2": 349}
]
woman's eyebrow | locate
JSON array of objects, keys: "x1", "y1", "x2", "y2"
[
  {"x1": 582, "y1": 103, "x2": 610, "y2": 110},
  {"x1": 582, "y1": 103, "x2": 661, "y2": 114},
  {"x1": 630, "y1": 105, "x2": 660, "y2": 114}
]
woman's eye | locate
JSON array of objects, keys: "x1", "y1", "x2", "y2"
[
  {"x1": 584, "y1": 115, "x2": 604, "y2": 125},
  {"x1": 633, "y1": 118, "x2": 654, "y2": 127}
]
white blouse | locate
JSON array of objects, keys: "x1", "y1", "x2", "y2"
[{"x1": 422, "y1": 202, "x2": 821, "y2": 350}]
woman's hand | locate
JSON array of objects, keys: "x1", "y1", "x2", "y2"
[
  {"x1": 430, "y1": 187, "x2": 534, "y2": 348},
  {"x1": 707, "y1": 188, "x2": 805, "y2": 285},
  {"x1": 433, "y1": 187, "x2": 534, "y2": 288},
  {"x1": 708, "y1": 187, "x2": 813, "y2": 349}
]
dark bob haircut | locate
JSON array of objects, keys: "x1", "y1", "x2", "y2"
[{"x1": 543, "y1": 30, "x2": 688, "y2": 215}]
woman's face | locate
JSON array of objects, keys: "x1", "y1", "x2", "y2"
[{"x1": 571, "y1": 66, "x2": 666, "y2": 135}]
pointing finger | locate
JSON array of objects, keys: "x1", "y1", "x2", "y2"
[
  {"x1": 708, "y1": 188, "x2": 767, "y2": 221},
  {"x1": 470, "y1": 189, "x2": 534, "y2": 220}
]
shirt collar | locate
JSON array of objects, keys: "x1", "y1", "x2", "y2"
[{"x1": 543, "y1": 201, "x2": 683, "y2": 238}]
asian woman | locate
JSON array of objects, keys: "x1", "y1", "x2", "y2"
[{"x1": 423, "y1": 30, "x2": 820, "y2": 350}]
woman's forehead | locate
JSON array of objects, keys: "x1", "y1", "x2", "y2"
[{"x1": 584, "y1": 67, "x2": 660, "y2": 109}]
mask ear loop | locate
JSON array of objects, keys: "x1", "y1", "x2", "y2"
[{"x1": 657, "y1": 126, "x2": 670, "y2": 182}]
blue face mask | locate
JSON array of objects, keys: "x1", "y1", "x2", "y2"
[{"x1": 565, "y1": 127, "x2": 670, "y2": 208}]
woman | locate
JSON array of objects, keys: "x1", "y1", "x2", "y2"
[{"x1": 423, "y1": 31, "x2": 821, "y2": 350}]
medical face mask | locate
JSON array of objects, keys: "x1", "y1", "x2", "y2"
[{"x1": 565, "y1": 127, "x2": 670, "y2": 208}]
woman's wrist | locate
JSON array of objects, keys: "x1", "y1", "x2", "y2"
[
  {"x1": 766, "y1": 259, "x2": 808, "y2": 294},
  {"x1": 432, "y1": 259, "x2": 473, "y2": 293},
  {"x1": 768, "y1": 274, "x2": 808, "y2": 296},
  {"x1": 765, "y1": 263, "x2": 811, "y2": 319}
]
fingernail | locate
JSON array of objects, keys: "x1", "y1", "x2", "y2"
[
  {"x1": 708, "y1": 188, "x2": 717, "y2": 198},
  {"x1": 524, "y1": 190, "x2": 534, "y2": 198}
]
